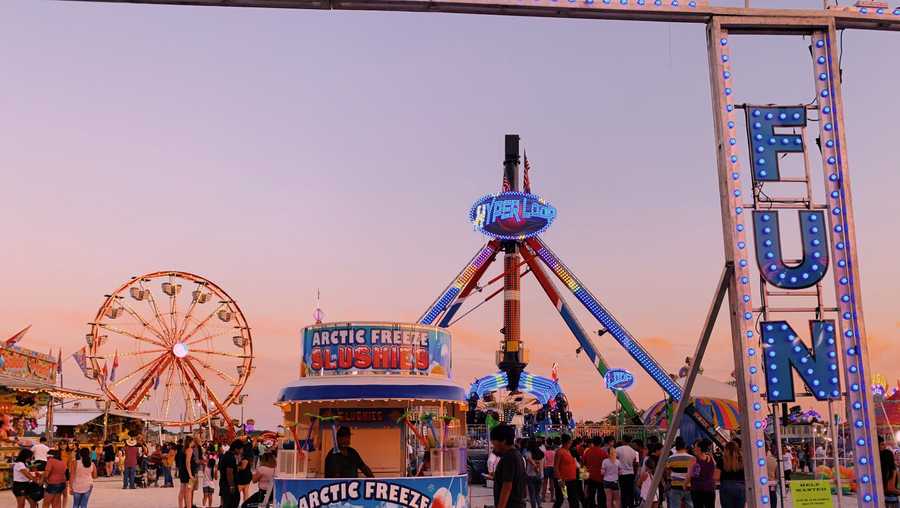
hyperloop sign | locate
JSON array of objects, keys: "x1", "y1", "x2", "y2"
[
  {"x1": 469, "y1": 192, "x2": 557, "y2": 240},
  {"x1": 605, "y1": 368, "x2": 635, "y2": 391}
]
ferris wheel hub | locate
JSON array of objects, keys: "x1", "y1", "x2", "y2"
[{"x1": 172, "y1": 342, "x2": 189, "y2": 358}]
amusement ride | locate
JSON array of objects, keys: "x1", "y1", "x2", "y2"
[{"x1": 84, "y1": 271, "x2": 253, "y2": 427}]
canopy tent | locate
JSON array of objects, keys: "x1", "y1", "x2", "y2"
[
  {"x1": 876, "y1": 389, "x2": 900, "y2": 427},
  {"x1": 642, "y1": 375, "x2": 740, "y2": 443},
  {"x1": 0, "y1": 373, "x2": 100, "y2": 401},
  {"x1": 277, "y1": 375, "x2": 467, "y2": 403},
  {"x1": 468, "y1": 371, "x2": 562, "y2": 405}
]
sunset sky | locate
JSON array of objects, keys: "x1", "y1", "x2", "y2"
[{"x1": 2, "y1": 0, "x2": 899, "y2": 429}]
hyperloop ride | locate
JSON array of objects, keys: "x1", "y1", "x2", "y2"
[
  {"x1": 417, "y1": 135, "x2": 726, "y2": 441},
  {"x1": 61, "y1": 0, "x2": 899, "y2": 506}
]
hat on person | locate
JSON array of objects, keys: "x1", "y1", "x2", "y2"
[{"x1": 126, "y1": 438, "x2": 137, "y2": 446}]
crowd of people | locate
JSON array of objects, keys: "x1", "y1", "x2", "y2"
[
  {"x1": 8, "y1": 432, "x2": 277, "y2": 508},
  {"x1": 487, "y1": 425, "x2": 900, "y2": 508}
]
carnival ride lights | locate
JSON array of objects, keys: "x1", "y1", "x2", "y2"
[
  {"x1": 84, "y1": 271, "x2": 254, "y2": 427},
  {"x1": 418, "y1": 135, "x2": 724, "y2": 443}
]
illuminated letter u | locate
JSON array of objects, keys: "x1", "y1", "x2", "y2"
[{"x1": 752, "y1": 210, "x2": 829, "y2": 289}]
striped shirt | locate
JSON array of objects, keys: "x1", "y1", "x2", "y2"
[{"x1": 665, "y1": 452, "x2": 694, "y2": 489}]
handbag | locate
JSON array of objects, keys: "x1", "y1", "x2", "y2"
[{"x1": 28, "y1": 482, "x2": 45, "y2": 502}]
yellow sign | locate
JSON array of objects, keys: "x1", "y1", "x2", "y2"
[
  {"x1": 790, "y1": 480, "x2": 834, "y2": 508},
  {"x1": 0, "y1": 345, "x2": 57, "y2": 384}
]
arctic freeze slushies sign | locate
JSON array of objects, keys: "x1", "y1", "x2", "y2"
[
  {"x1": 302, "y1": 323, "x2": 452, "y2": 377},
  {"x1": 275, "y1": 476, "x2": 468, "y2": 508}
]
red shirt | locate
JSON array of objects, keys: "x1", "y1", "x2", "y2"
[
  {"x1": 582, "y1": 446, "x2": 608, "y2": 482},
  {"x1": 125, "y1": 446, "x2": 139, "y2": 467},
  {"x1": 555, "y1": 447, "x2": 578, "y2": 481}
]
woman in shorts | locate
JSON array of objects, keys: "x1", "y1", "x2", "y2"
[
  {"x1": 11, "y1": 448, "x2": 39, "y2": 508},
  {"x1": 43, "y1": 449, "x2": 69, "y2": 508},
  {"x1": 202, "y1": 453, "x2": 217, "y2": 508},
  {"x1": 602, "y1": 445, "x2": 620, "y2": 508}
]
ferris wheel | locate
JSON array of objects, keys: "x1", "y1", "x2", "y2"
[{"x1": 85, "y1": 271, "x2": 253, "y2": 427}]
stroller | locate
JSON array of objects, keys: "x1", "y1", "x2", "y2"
[{"x1": 145, "y1": 463, "x2": 159, "y2": 486}]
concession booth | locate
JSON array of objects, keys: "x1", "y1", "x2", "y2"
[{"x1": 274, "y1": 322, "x2": 469, "y2": 508}]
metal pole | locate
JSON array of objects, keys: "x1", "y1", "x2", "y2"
[
  {"x1": 640, "y1": 263, "x2": 732, "y2": 508},
  {"x1": 829, "y1": 400, "x2": 843, "y2": 504},
  {"x1": 102, "y1": 399, "x2": 110, "y2": 442},
  {"x1": 45, "y1": 397, "x2": 55, "y2": 445}
]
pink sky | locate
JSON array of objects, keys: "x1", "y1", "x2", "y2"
[{"x1": 1, "y1": 0, "x2": 899, "y2": 429}]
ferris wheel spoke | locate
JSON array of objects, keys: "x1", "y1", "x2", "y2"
[
  {"x1": 168, "y1": 277, "x2": 179, "y2": 337},
  {"x1": 110, "y1": 353, "x2": 168, "y2": 389},
  {"x1": 89, "y1": 348, "x2": 167, "y2": 361},
  {"x1": 140, "y1": 280, "x2": 173, "y2": 339},
  {"x1": 122, "y1": 354, "x2": 171, "y2": 410},
  {"x1": 180, "y1": 303, "x2": 227, "y2": 344},
  {"x1": 183, "y1": 329, "x2": 230, "y2": 347},
  {"x1": 96, "y1": 323, "x2": 167, "y2": 348},
  {"x1": 160, "y1": 362, "x2": 178, "y2": 422},
  {"x1": 176, "y1": 360, "x2": 211, "y2": 417},
  {"x1": 173, "y1": 360, "x2": 197, "y2": 423},
  {"x1": 190, "y1": 348, "x2": 251, "y2": 359},
  {"x1": 175, "y1": 283, "x2": 204, "y2": 342},
  {"x1": 183, "y1": 358, "x2": 232, "y2": 422},
  {"x1": 115, "y1": 298, "x2": 170, "y2": 342},
  {"x1": 190, "y1": 355, "x2": 239, "y2": 385}
]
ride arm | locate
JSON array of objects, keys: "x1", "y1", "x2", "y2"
[
  {"x1": 418, "y1": 241, "x2": 501, "y2": 325},
  {"x1": 519, "y1": 244, "x2": 639, "y2": 420}
]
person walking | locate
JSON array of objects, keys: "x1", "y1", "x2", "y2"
[
  {"x1": 122, "y1": 438, "x2": 139, "y2": 489},
  {"x1": 220, "y1": 440, "x2": 245, "y2": 508},
  {"x1": 542, "y1": 440, "x2": 557, "y2": 503},
  {"x1": 69, "y1": 448, "x2": 97, "y2": 508},
  {"x1": 717, "y1": 439, "x2": 745, "y2": 508},
  {"x1": 11, "y1": 449, "x2": 39, "y2": 508},
  {"x1": 237, "y1": 442, "x2": 253, "y2": 503},
  {"x1": 582, "y1": 436, "x2": 608, "y2": 508},
  {"x1": 638, "y1": 456, "x2": 659, "y2": 508},
  {"x1": 523, "y1": 440, "x2": 544, "y2": 508},
  {"x1": 615, "y1": 436, "x2": 639, "y2": 508},
  {"x1": 554, "y1": 434, "x2": 582, "y2": 508},
  {"x1": 881, "y1": 449, "x2": 900, "y2": 508},
  {"x1": 203, "y1": 452, "x2": 218, "y2": 508},
  {"x1": 664, "y1": 437, "x2": 694, "y2": 508},
  {"x1": 177, "y1": 437, "x2": 199, "y2": 508},
  {"x1": 490, "y1": 425, "x2": 527, "y2": 508},
  {"x1": 601, "y1": 442, "x2": 620, "y2": 508},
  {"x1": 689, "y1": 439, "x2": 717, "y2": 508},
  {"x1": 161, "y1": 443, "x2": 175, "y2": 488},
  {"x1": 242, "y1": 451, "x2": 276, "y2": 508},
  {"x1": 781, "y1": 445, "x2": 794, "y2": 484},
  {"x1": 102, "y1": 442, "x2": 115, "y2": 477},
  {"x1": 42, "y1": 449, "x2": 68, "y2": 508}
]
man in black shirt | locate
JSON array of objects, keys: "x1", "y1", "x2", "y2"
[
  {"x1": 490, "y1": 424, "x2": 526, "y2": 508},
  {"x1": 219, "y1": 440, "x2": 244, "y2": 508},
  {"x1": 324, "y1": 426, "x2": 374, "y2": 478}
]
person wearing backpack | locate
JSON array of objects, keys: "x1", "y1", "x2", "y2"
[{"x1": 523, "y1": 440, "x2": 545, "y2": 508}]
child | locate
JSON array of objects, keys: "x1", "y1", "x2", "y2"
[
  {"x1": 202, "y1": 454, "x2": 217, "y2": 508},
  {"x1": 639, "y1": 456, "x2": 659, "y2": 508}
]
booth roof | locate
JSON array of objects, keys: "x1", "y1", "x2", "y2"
[
  {"x1": 0, "y1": 373, "x2": 101, "y2": 401},
  {"x1": 51, "y1": 408, "x2": 155, "y2": 427},
  {"x1": 277, "y1": 374, "x2": 467, "y2": 403}
]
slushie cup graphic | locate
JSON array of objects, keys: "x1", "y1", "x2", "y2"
[
  {"x1": 280, "y1": 492, "x2": 299, "y2": 508},
  {"x1": 432, "y1": 488, "x2": 453, "y2": 508}
]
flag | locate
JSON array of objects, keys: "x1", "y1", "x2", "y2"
[
  {"x1": 56, "y1": 349, "x2": 62, "y2": 374},
  {"x1": 551, "y1": 362, "x2": 559, "y2": 382},
  {"x1": 153, "y1": 374, "x2": 161, "y2": 391},
  {"x1": 73, "y1": 347, "x2": 88, "y2": 376},
  {"x1": 523, "y1": 151, "x2": 532, "y2": 193},
  {"x1": 109, "y1": 350, "x2": 119, "y2": 382},
  {"x1": 502, "y1": 173, "x2": 511, "y2": 192},
  {"x1": 101, "y1": 364, "x2": 108, "y2": 383},
  {"x1": 4, "y1": 325, "x2": 31, "y2": 347}
]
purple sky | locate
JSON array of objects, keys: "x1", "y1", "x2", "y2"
[{"x1": 2, "y1": 0, "x2": 899, "y2": 429}]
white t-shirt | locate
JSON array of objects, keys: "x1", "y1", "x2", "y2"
[
  {"x1": 13, "y1": 462, "x2": 31, "y2": 482},
  {"x1": 601, "y1": 458, "x2": 619, "y2": 482},
  {"x1": 32, "y1": 443, "x2": 50, "y2": 462},
  {"x1": 815, "y1": 446, "x2": 825, "y2": 458},
  {"x1": 615, "y1": 445, "x2": 639, "y2": 475},
  {"x1": 782, "y1": 451, "x2": 793, "y2": 471}
]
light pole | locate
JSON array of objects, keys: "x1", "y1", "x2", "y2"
[{"x1": 238, "y1": 394, "x2": 248, "y2": 429}]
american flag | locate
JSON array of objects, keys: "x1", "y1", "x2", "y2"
[
  {"x1": 523, "y1": 151, "x2": 532, "y2": 193},
  {"x1": 502, "y1": 172, "x2": 511, "y2": 192}
]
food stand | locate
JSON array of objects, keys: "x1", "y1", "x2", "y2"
[
  {"x1": 51, "y1": 406, "x2": 152, "y2": 443},
  {"x1": 274, "y1": 322, "x2": 469, "y2": 508},
  {"x1": 0, "y1": 344, "x2": 99, "y2": 489}
]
